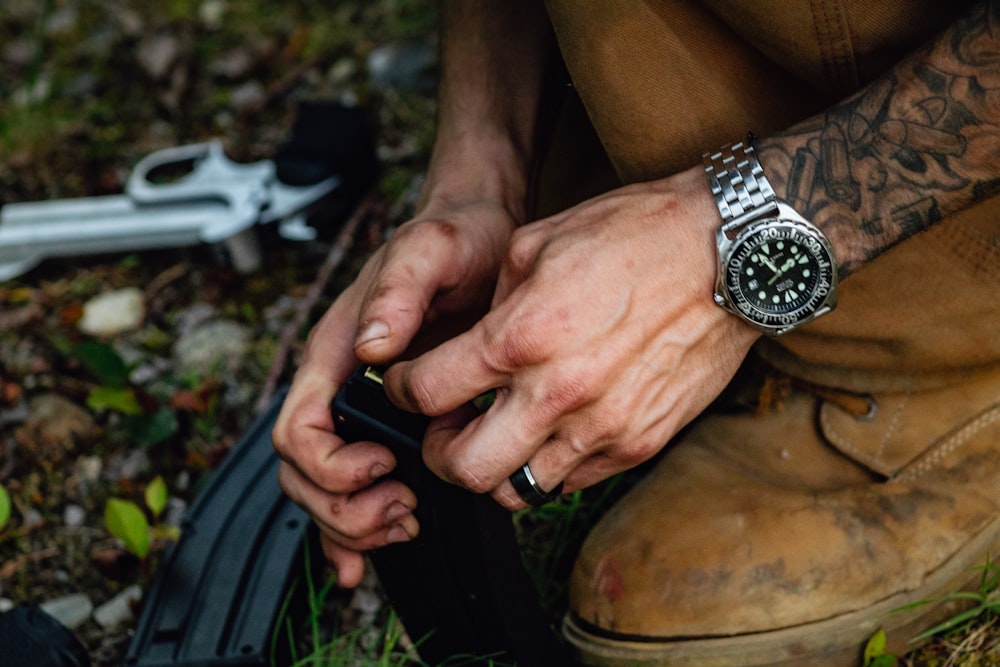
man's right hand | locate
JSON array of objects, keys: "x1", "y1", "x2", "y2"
[{"x1": 272, "y1": 196, "x2": 518, "y2": 588}]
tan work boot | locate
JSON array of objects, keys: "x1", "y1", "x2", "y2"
[{"x1": 564, "y1": 366, "x2": 1000, "y2": 666}]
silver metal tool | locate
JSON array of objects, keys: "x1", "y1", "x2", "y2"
[{"x1": 0, "y1": 140, "x2": 339, "y2": 280}]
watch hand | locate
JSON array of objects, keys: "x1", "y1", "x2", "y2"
[
  {"x1": 767, "y1": 256, "x2": 799, "y2": 285},
  {"x1": 760, "y1": 255, "x2": 779, "y2": 273}
]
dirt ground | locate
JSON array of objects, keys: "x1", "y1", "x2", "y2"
[{"x1": 0, "y1": 1, "x2": 437, "y2": 664}]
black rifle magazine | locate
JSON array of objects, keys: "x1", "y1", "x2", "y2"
[
  {"x1": 124, "y1": 387, "x2": 321, "y2": 667},
  {"x1": 333, "y1": 366, "x2": 570, "y2": 666}
]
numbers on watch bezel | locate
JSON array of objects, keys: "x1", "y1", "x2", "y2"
[{"x1": 722, "y1": 218, "x2": 835, "y2": 332}]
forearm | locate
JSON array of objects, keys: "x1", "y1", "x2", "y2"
[
  {"x1": 758, "y1": 0, "x2": 1000, "y2": 277},
  {"x1": 422, "y1": 0, "x2": 554, "y2": 223}
]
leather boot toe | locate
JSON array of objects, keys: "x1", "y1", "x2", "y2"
[{"x1": 565, "y1": 370, "x2": 1000, "y2": 666}]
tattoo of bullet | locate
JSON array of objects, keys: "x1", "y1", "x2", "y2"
[
  {"x1": 820, "y1": 121, "x2": 860, "y2": 207},
  {"x1": 786, "y1": 148, "x2": 818, "y2": 212}
]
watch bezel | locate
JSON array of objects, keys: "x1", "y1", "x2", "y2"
[{"x1": 715, "y1": 204, "x2": 837, "y2": 335}]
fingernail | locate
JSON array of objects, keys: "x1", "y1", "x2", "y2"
[
  {"x1": 387, "y1": 525, "x2": 411, "y2": 543},
  {"x1": 385, "y1": 501, "x2": 410, "y2": 523},
  {"x1": 356, "y1": 320, "x2": 389, "y2": 347}
]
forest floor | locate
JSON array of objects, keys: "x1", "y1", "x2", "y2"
[{"x1": 0, "y1": 2, "x2": 996, "y2": 666}]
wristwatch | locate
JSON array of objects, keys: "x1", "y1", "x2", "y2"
[{"x1": 704, "y1": 137, "x2": 837, "y2": 335}]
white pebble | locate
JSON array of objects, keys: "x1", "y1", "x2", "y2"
[
  {"x1": 93, "y1": 585, "x2": 142, "y2": 629},
  {"x1": 78, "y1": 287, "x2": 145, "y2": 336},
  {"x1": 40, "y1": 593, "x2": 93, "y2": 629}
]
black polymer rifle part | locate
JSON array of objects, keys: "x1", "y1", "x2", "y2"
[
  {"x1": 124, "y1": 388, "x2": 322, "y2": 667},
  {"x1": 332, "y1": 366, "x2": 570, "y2": 666}
]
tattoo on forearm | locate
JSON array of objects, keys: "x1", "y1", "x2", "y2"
[{"x1": 762, "y1": 0, "x2": 1000, "y2": 275}]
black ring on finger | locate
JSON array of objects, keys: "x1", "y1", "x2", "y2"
[{"x1": 509, "y1": 463, "x2": 564, "y2": 506}]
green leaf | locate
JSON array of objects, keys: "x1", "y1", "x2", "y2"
[
  {"x1": 87, "y1": 386, "x2": 143, "y2": 415},
  {"x1": 863, "y1": 628, "x2": 887, "y2": 665},
  {"x1": 72, "y1": 341, "x2": 131, "y2": 387},
  {"x1": 122, "y1": 407, "x2": 178, "y2": 446},
  {"x1": 145, "y1": 476, "x2": 168, "y2": 519},
  {"x1": 0, "y1": 484, "x2": 11, "y2": 532},
  {"x1": 104, "y1": 498, "x2": 150, "y2": 558}
]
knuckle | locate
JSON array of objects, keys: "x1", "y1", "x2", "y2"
[
  {"x1": 505, "y1": 227, "x2": 541, "y2": 273},
  {"x1": 394, "y1": 218, "x2": 459, "y2": 247},
  {"x1": 325, "y1": 496, "x2": 346, "y2": 519},
  {"x1": 545, "y1": 370, "x2": 597, "y2": 413},
  {"x1": 494, "y1": 492, "x2": 523, "y2": 512},
  {"x1": 482, "y1": 312, "x2": 551, "y2": 370},
  {"x1": 400, "y1": 371, "x2": 442, "y2": 415},
  {"x1": 614, "y1": 437, "x2": 656, "y2": 468},
  {"x1": 449, "y1": 464, "x2": 493, "y2": 495},
  {"x1": 564, "y1": 434, "x2": 593, "y2": 459}
]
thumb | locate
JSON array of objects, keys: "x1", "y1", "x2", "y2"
[{"x1": 353, "y1": 230, "x2": 461, "y2": 362}]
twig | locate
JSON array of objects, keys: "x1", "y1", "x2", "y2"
[
  {"x1": 254, "y1": 197, "x2": 377, "y2": 414},
  {"x1": 0, "y1": 546, "x2": 59, "y2": 579}
]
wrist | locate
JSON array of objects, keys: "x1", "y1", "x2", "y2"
[
  {"x1": 419, "y1": 130, "x2": 534, "y2": 224},
  {"x1": 703, "y1": 137, "x2": 839, "y2": 335}
]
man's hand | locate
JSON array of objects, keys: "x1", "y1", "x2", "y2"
[
  {"x1": 272, "y1": 197, "x2": 518, "y2": 587},
  {"x1": 384, "y1": 167, "x2": 761, "y2": 509}
]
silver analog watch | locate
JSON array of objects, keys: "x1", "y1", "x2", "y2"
[{"x1": 704, "y1": 137, "x2": 837, "y2": 335}]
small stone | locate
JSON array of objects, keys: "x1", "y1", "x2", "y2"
[
  {"x1": 173, "y1": 319, "x2": 251, "y2": 376},
  {"x1": 23, "y1": 508, "x2": 43, "y2": 530},
  {"x1": 174, "y1": 470, "x2": 191, "y2": 493},
  {"x1": 40, "y1": 593, "x2": 93, "y2": 630},
  {"x1": 104, "y1": 449, "x2": 150, "y2": 482},
  {"x1": 367, "y1": 41, "x2": 437, "y2": 93},
  {"x1": 0, "y1": 598, "x2": 14, "y2": 613},
  {"x1": 164, "y1": 497, "x2": 187, "y2": 527},
  {"x1": 93, "y1": 585, "x2": 142, "y2": 629},
  {"x1": 209, "y1": 48, "x2": 255, "y2": 79},
  {"x1": 44, "y1": 6, "x2": 78, "y2": 34},
  {"x1": 15, "y1": 394, "x2": 97, "y2": 464},
  {"x1": 174, "y1": 303, "x2": 218, "y2": 337},
  {"x1": 78, "y1": 287, "x2": 145, "y2": 337},
  {"x1": 230, "y1": 81, "x2": 266, "y2": 112},
  {"x1": 328, "y1": 57, "x2": 356, "y2": 85},
  {"x1": 138, "y1": 33, "x2": 182, "y2": 81},
  {"x1": 350, "y1": 587, "x2": 382, "y2": 617},
  {"x1": 4, "y1": 38, "x2": 38, "y2": 67},
  {"x1": 64, "y1": 504, "x2": 86, "y2": 528},
  {"x1": 75, "y1": 455, "x2": 103, "y2": 484},
  {"x1": 199, "y1": 0, "x2": 227, "y2": 29}
]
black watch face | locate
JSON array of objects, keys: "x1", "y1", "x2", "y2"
[{"x1": 724, "y1": 220, "x2": 835, "y2": 329}]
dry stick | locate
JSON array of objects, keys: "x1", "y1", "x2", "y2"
[{"x1": 254, "y1": 197, "x2": 376, "y2": 414}]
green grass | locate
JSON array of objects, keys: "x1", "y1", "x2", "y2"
[{"x1": 274, "y1": 538, "x2": 427, "y2": 667}]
